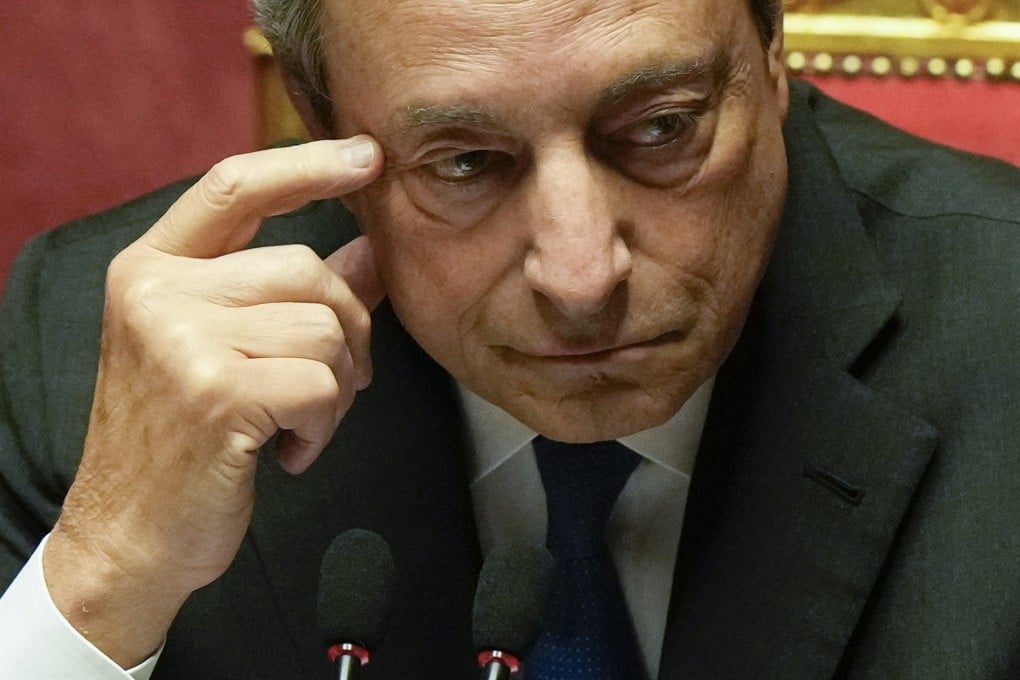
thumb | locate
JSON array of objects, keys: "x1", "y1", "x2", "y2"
[{"x1": 324, "y1": 235, "x2": 386, "y2": 311}]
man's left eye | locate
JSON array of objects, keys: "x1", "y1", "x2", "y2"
[{"x1": 618, "y1": 112, "x2": 697, "y2": 147}]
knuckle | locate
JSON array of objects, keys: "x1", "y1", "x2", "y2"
[
  {"x1": 335, "y1": 365, "x2": 358, "y2": 416},
  {"x1": 181, "y1": 354, "x2": 231, "y2": 401},
  {"x1": 106, "y1": 262, "x2": 166, "y2": 330},
  {"x1": 200, "y1": 157, "x2": 248, "y2": 213},
  {"x1": 117, "y1": 280, "x2": 162, "y2": 330},
  {"x1": 165, "y1": 316, "x2": 205, "y2": 348},
  {"x1": 106, "y1": 249, "x2": 134, "y2": 285},
  {"x1": 106, "y1": 248, "x2": 153, "y2": 297},
  {"x1": 307, "y1": 363, "x2": 342, "y2": 402},
  {"x1": 333, "y1": 302, "x2": 370, "y2": 364},
  {"x1": 308, "y1": 306, "x2": 345, "y2": 347},
  {"x1": 154, "y1": 319, "x2": 217, "y2": 377},
  {"x1": 350, "y1": 304, "x2": 372, "y2": 339},
  {"x1": 117, "y1": 268, "x2": 160, "y2": 303},
  {"x1": 278, "y1": 244, "x2": 323, "y2": 276}
]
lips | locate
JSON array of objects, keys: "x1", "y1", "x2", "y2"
[{"x1": 499, "y1": 329, "x2": 687, "y2": 361}]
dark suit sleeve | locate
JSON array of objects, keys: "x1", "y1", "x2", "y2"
[{"x1": 0, "y1": 233, "x2": 70, "y2": 589}]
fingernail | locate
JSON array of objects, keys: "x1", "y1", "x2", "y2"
[{"x1": 342, "y1": 139, "x2": 376, "y2": 168}]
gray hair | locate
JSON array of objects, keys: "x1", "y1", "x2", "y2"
[
  {"x1": 251, "y1": 0, "x2": 333, "y2": 127},
  {"x1": 251, "y1": 0, "x2": 783, "y2": 130}
]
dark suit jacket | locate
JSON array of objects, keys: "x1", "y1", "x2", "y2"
[{"x1": 1, "y1": 82, "x2": 1018, "y2": 679}]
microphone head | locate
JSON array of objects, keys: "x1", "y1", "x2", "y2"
[
  {"x1": 472, "y1": 543, "x2": 554, "y2": 656},
  {"x1": 317, "y1": 529, "x2": 395, "y2": 647}
]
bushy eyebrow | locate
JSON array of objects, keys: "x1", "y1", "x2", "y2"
[
  {"x1": 597, "y1": 51, "x2": 730, "y2": 107},
  {"x1": 390, "y1": 105, "x2": 507, "y2": 136},
  {"x1": 387, "y1": 50, "x2": 731, "y2": 136}
]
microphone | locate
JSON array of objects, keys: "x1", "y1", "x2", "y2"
[
  {"x1": 317, "y1": 529, "x2": 395, "y2": 680},
  {"x1": 472, "y1": 544, "x2": 554, "y2": 679}
]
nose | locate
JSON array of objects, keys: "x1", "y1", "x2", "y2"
[{"x1": 523, "y1": 148, "x2": 632, "y2": 320}]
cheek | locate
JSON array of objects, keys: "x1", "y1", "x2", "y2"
[
  {"x1": 629, "y1": 102, "x2": 784, "y2": 340},
  {"x1": 353, "y1": 180, "x2": 520, "y2": 362},
  {"x1": 714, "y1": 113, "x2": 786, "y2": 292},
  {"x1": 687, "y1": 101, "x2": 784, "y2": 273},
  {"x1": 353, "y1": 184, "x2": 444, "y2": 319}
]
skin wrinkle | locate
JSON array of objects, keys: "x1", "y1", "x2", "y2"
[
  {"x1": 328, "y1": 0, "x2": 788, "y2": 441},
  {"x1": 367, "y1": 3, "x2": 682, "y2": 85},
  {"x1": 668, "y1": 59, "x2": 756, "y2": 200},
  {"x1": 404, "y1": 0, "x2": 659, "y2": 48},
  {"x1": 291, "y1": 2, "x2": 782, "y2": 130},
  {"x1": 387, "y1": 56, "x2": 727, "y2": 151}
]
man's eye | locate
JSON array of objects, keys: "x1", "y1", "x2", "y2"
[
  {"x1": 620, "y1": 112, "x2": 697, "y2": 147},
  {"x1": 428, "y1": 150, "x2": 493, "y2": 182}
]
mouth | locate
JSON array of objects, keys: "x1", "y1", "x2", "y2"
[{"x1": 499, "y1": 330, "x2": 687, "y2": 364}]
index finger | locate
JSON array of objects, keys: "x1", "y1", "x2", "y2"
[{"x1": 139, "y1": 137, "x2": 383, "y2": 259}]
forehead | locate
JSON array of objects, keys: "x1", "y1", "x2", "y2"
[
  {"x1": 323, "y1": 0, "x2": 757, "y2": 129},
  {"x1": 335, "y1": 0, "x2": 674, "y2": 48}
]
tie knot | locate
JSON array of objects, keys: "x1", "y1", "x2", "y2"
[{"x1": 533, "y1": 437, "x2": 640, "y2": 557}]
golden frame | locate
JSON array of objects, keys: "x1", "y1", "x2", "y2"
[{"x1": 783, "y1": 0, "x2": 1020, "y2": 79}]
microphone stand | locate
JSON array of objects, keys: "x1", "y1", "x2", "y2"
[
  {"x1": 329, "y1": 642, "x2": 370, "y2": 680},
  {"x1": 478, "y1": 650, "x2": 521, "y2": 680}
]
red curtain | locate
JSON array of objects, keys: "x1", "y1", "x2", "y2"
[
  {"x1": 805, "y1": 75, "x2": 1020, "y2": 167},
  {"x1": 0, "y1": 2, "x2": 256, "y2": 291}
]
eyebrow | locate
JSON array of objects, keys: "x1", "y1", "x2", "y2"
[
  {"x1": 390, "y1": 105, "x2": 508, "y2": 136},
  {"x1": 596, "y1": 50, "x2": 731, "y2": 108},
  {"x1": 388, "y1": 50, "x2": 731, "y2": 136}
]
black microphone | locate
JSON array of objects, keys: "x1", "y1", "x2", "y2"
[
  {"x1": 472, "y1": 543, "x2": 554, "y2": 679},
  {"x1": 317, "y1": 529, "x2": 395, "y2": 680}
]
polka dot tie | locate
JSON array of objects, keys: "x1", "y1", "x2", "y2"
[{"x1": 526, "y1": 437, "x2": 647, "y2": 680}]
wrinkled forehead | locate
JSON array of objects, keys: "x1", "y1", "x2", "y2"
[
  {"x1": 332, "y1": 0, "x2": 668, "y2": 40},
  {"x1": 328, "y1": 0, "x2": 756, "y2": 63},
  {"x1": 321, "y1": 0, "x2": 757, "y2": 114}
]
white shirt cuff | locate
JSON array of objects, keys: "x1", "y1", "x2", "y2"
[{"x1": 0, "y1": 535, "x2": 162, "y2": 679}]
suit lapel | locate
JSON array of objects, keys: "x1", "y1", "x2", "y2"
[
  {"x1": 659, "y1": 359, "x2": 936, "y2": 679},
  {"x1": 657, "y1": 83, "x2": 937, "y2": 679}
]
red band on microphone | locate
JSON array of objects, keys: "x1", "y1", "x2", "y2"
[
  {"x1": 327, "y1": 642, "x2": 371, "y2": 666},
  {"x1": 477, "y1": 649, "x2": 522, "y2": 673}
]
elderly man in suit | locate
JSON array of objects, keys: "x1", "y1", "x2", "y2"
[{"x1": 1, "y1": 0, "x2": 1018, "y2": 678}]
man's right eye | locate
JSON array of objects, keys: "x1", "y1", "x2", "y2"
[{"x1": 427, "y1": 150, "x2": 494, "y2": 182}]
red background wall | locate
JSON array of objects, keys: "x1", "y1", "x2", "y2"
[
  {"x1": 0, "y1": 2, "x2": 256, "y2": 292},
  {"x1": 804, "y1": 75, "x2": 1020, "y2": 169},
  {"x1": 2, "y1": 4, "x2": 1018, "y2": 292}
]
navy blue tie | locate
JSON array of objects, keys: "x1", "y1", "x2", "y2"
[{"x1": 526, "y1": 437, "x2": 647, "y2": 680}]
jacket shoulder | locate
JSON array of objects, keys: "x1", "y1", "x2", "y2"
[{"x1": 796, "y1": 81, "x2": 1020, "y2": 226}]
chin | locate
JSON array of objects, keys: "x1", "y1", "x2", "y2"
[{"x1": 498, "y1": 377, "x2": 693, "y2": 443}]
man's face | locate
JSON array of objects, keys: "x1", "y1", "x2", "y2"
[{"x1": 327, "y1": 0, "x2": 789, "y2": 442}]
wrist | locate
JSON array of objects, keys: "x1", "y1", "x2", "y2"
[{"x1": 43, "y1": 526, "x2": 188, "y2": 669}]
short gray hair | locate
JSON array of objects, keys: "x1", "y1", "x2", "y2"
[{"x1": 251, "y1": 0, "x2": 783, "y2": 130}]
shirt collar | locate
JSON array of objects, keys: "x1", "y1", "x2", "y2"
[{"x1": 459, "y1": 378, "x2": 714, "y2": 484}]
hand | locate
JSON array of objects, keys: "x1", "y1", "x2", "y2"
[{"x1": 42, "y1": 138, "x2": 385, "y2": 667}]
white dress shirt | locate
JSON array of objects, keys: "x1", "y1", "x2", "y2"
[
  {"x1": 0, "y1": 380, "x2": 712, "y2": 679},
  {"x1": 462, "y1": 379, "x2": 713, "y2": 679}
]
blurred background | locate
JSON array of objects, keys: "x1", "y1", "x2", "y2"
[
  {"x1": 2, "y1": 0, "x2": 1019, "y2": 292},
  {"x1": 0, "y1": 2, "x2": 256, "y2": 292}
]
